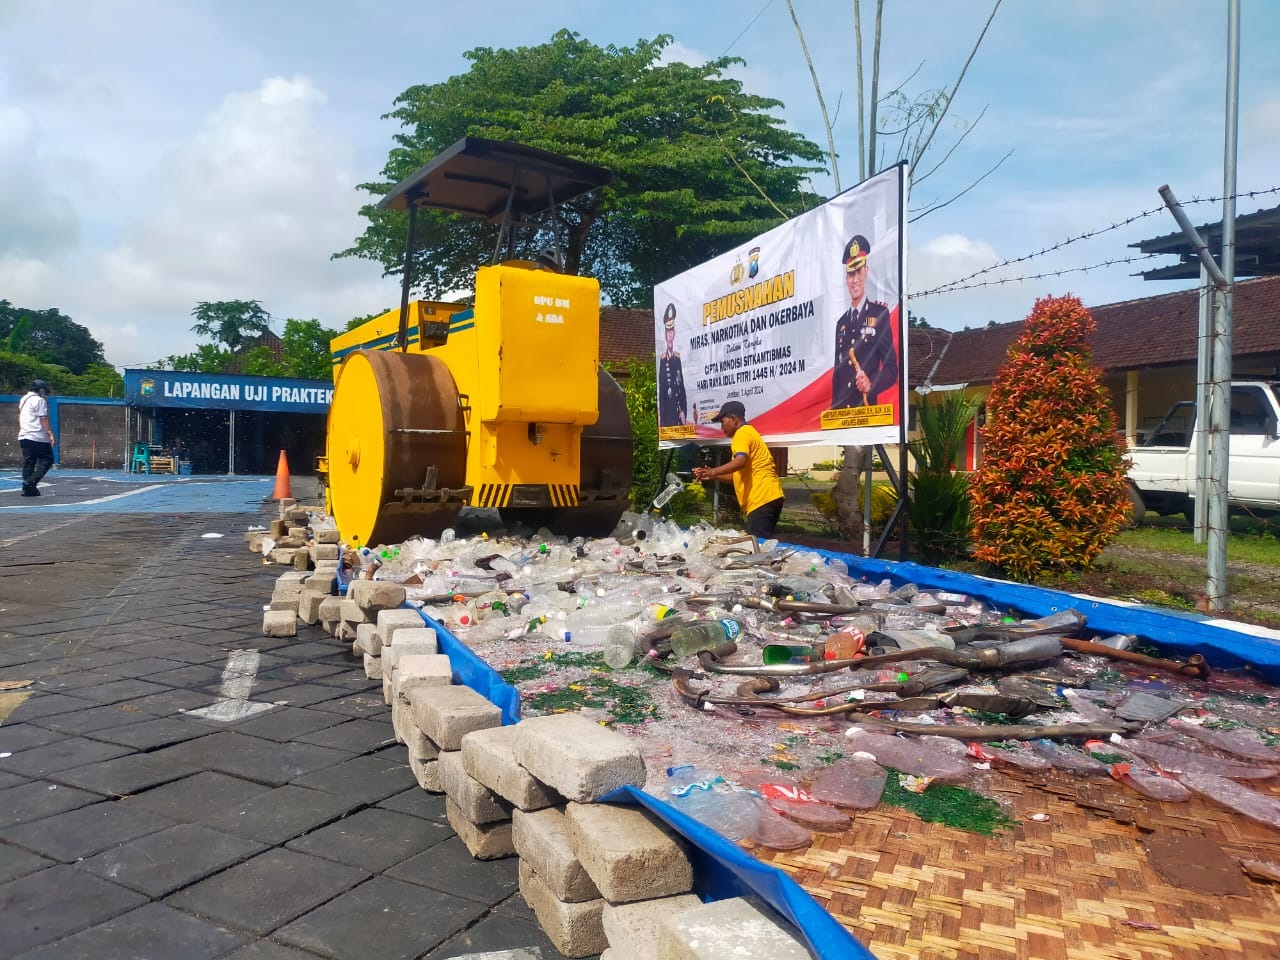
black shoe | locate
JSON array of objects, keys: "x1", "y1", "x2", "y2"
[{"x1": 20, "y1": 486, "x2": 38, "y2": 497}]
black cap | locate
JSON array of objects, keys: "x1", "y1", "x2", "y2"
[
  {"x1": 711, "y1": 400, "x2": 746, "y2": 423},
  {"x1": 663, "y1": 303, "x2": 677, "y2": 329},
  {"x1": 842, "y1": 235, "x2": 870, "y2": 272},
  {"x1": 30, "y1": 379, "x2": 49, "y2": 394}
]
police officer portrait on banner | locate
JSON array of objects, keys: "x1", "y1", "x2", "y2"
[
  {"x1": 658, "y1": 303, "x2": 688, "y2": 427},
  {"x1": 832, "y1": 234, "x2": 897, "y2": 410}
]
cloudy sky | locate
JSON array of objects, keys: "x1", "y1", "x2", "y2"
[{"x1": 2, "y1": 0, "x2": 1277, "y2": 368}]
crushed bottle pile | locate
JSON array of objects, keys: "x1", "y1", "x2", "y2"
[{"x1": 344, "y1": 511, "x2": 1280, "y2": 851}]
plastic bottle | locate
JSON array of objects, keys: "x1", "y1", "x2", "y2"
[
  {"x1": 668, "y1": 618, "x2": 744, "y2": 658},
  {"x1": 603, "y1": 623, "x2": 640, "y2": 669},
  {"x1": 652, "y1": 473, "x2": 684, "y2": 509}
]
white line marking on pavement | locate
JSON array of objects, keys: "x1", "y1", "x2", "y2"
[
  {"x1": 0, "y1": 515, "x2": 90, "y2": 548},
  {"x1": 0, "y1": 484, "x2": 167, "y2": 510},
  {"x1": 187, "y1": 649, "x2": 276, "y2": 721}
]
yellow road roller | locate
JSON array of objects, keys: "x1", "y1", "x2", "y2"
[{"x1": 325, "y1": 138, "x2": 633, "y2": 547}]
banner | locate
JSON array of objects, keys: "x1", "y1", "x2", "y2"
[
  {"x1": 124, "y1": 369, "x2": 333, "y2": 414},
  {"x1": 654, "y1": 163, "x2": 907, "y2": 447}
]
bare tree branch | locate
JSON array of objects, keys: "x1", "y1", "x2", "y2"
[
  {"x1": 913, "y1": 104, "x2": 989, "y2": 186},
  {"x1": 911, "y1": 0, "x2": 1003, "y2": 168},
  {"x1": 786, "y1": 0, "x2": 841, "y2": 192},
  {"x1": 855, "y1": 0, "x2": 865, "y2": 182},
  {"x1": 868, "y1": 0, "x2": 884, "y2": 174},
  {"x1": 908, "y1": 149, "x2": 1013, "y2": 222}
]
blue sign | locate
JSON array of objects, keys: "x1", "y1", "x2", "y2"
[{"x1": 124, "y1": 369, "x2": 333, "y2": 414}]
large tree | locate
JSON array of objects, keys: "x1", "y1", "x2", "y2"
[
  {"x1": 189, "y1": 300, "x2": 272, "y2": 353},
  {"x1": 337, "y1": 30, "x2": 826, "y2": 307},
  {"x1": 0, "y1": 300, "x2": 106, "y2": 375}
]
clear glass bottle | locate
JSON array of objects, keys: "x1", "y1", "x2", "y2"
[{"x1": 668, "y1": 618, "x2": 743, "y2": 658}]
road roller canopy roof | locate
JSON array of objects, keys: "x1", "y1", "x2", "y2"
[{"x1": 376, "y1": 137, "x2": 613, "y2": 222}]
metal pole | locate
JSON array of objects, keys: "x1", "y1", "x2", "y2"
[
  {"x1": 1207, "y1": 0, "x2": 1241, "y2": 611},
  {"x1": 397, "y1": 200, "x2": 418, "y2": 353},
  {"x1": 1194, "y1": 263, "x2": 1211, "y2": 543}
]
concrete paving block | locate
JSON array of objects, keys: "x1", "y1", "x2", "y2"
[
  {"x1": 270, "y1": 518, "x2": 288, "y2": 538},
  {"x1": 446, "y1": 798, "x2": 514, "y2": 861},
  {"x1": 292, "y1": 549, "x2": 312, "y2": 571},
  {"x1": 277, "y1": 497, "x2": 296, "y2": 513},
  {"x1": 303, "y1": 570, "x2": 336, "y2": 594},
  {"x1": 462, "y1": 725, "x2": 561, "y2": 811},
  {"x1": 512, "y1": 713, "x2": 646, "y2": 802},
  {"x1": 336, "y1": 620, "x2": 357, "y2": 642},
  {"x1": 269, "y1": 595, "x2": 301, "y2": 614},
  {"x1": 275, "y1": 571, "x2": 308, "y2": 596},
  {"x1": 519, "y1": 859, "x2": 606, "y2": 959},
  {"x1": 315, "y1": 527, "x2": 341, "y2": 544},
  {"x1": 438, "y1": 750, "x2": 512, "y2": 825},
  {"x1": 377, "y1": 609, "x2": 429, "y2": 648},
  {"x1": 512, "y1": 806, "x2": 599, "y2": 903},
  {"x1": 393, "y1": 654, "x2": 453, "y2": 704},
  {"x1": 410, "y1": 756, "x2": 442, "y2": 792},
  {"x1": 262, "y1": 610, "x2": 297, "y2": 638},
  {"x1": 339, "y1": 598, "x2": 371, "y2": 624},
  {"x1": 382, "y1": 636, "x2": 441, "y2": 704},
  {"x1": 298, "y1": 592, "x2": 326, "y2": 626},
  {"x1": 604, "y1": 894, "x2": 701, "y2": 960},
  {"x1": 313, "y1": 542, "x2": 340, "y2": 561},
  {"x1": 405, "y1": 722, "x2": 439, "y2": 763},
  {"x1": 385, "y1": 625, "x2": 437, "y2": 652},
  {"x1": 318, "y1": 596, "x2": 343, "y2": 629},
  {"x1": 391, "y1": 697, "x2": 411, "y2": 743},
  {"x1": 656, "y1": 896, "x2": 810, "y2": 960},
  {"x1": 247, "y1": 532, "x2": 267, "y2": 554},
  {"x1": 565, "y1": 802, "x2": 692, "y2": 903},
  {"x1": 409, "y1": 684, "x2": 501, "y2": 751},
  {"x1": 349, "y1": 580, "x2": 407, "y2": 612},
  {"x1": 362, "y1": 652, "x2": 383, "y2": 680},
  {"x1": 287, "y1": 525, "x2": 308, "y2": 539},
  {"x1": 355, "y1": 623, "x2": 380, "y2": 656},
  {"x1": 268, "y1": 547, "x2": 300, "y2": 565}
]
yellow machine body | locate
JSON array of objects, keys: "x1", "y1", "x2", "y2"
[{"x1": 325, "y1": 264, "x2": 631, "y2": 546}]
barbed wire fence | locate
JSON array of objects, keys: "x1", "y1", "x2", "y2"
[{"x1": 912, "y1": 186, "x2": 1280, "y2": 301}]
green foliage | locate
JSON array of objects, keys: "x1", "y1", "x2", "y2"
[
  {"x1": 189, "y1": 300, "x2": 272, "y2": 352},
  {"x1": 970, "y1": 295, "x2": 1131, "y2": 581},
  {"x1": 337, "y1": 30, "x2": 825, "y2": 307},
  {"x1": 615, "y1": 357, "x2": 657, "y2": 509},
  {"x1": 163, "y1": 343, "x2": 233, "y2": 373},
  {"x1": 0, "y1": 300, "x2": 106, "y2": 375},
  {"x1": 165, "y1": 312, "x2": 338, "y2": 380},
  {"x1": 908, "y1": 390, "x2": 980, "y2": 563},
  {"x1": 280, "y1": 319, "x2": 341, "y2": 380},
  {"x1": 0, "y1": 350, "x2": 122, "y2": 397}
]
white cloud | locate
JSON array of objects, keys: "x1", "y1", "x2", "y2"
[
  {"x1": 0, "y1": 106, "x2": 79, "y2": 259},
  {"x1": 59, "y1": 74, "x2": 399, "y2": 365}
]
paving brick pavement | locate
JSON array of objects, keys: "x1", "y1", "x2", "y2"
[{"x1": 0, "y1": 507, "x2": 590, "y2": 960}]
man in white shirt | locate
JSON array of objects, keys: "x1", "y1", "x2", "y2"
[{"x1": 18, "y1": 379, "x2": 56, "y2": 497}]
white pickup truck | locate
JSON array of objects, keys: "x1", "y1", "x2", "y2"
[{"x1": 1126, "y1": 380, "x2": 1280, "y2": 523}]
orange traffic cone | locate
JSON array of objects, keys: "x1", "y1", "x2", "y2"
[{"x1": 271, "y1": 450, "x2": 292, "y2": 501}]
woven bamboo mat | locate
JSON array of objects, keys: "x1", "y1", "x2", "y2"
[{"x1": 751, "y1": 770, "x2": 1280, "y2": 960}]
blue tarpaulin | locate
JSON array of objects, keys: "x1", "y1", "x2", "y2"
[{"x1": 810, "y1": 550, "x2": 1280, "y2": 683}]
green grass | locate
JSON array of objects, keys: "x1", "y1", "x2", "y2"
[{"x1": 1120, "y1": 516, "x2": 1280, "y2": 566}]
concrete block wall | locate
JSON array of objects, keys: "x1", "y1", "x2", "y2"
[{"x1": 250, "y1": 515, "x2": 817, "y2": 960}]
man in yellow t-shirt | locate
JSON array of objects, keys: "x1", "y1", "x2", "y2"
[{"x1": 692, "y1": 400, "x2": 786, "y2": 538}]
